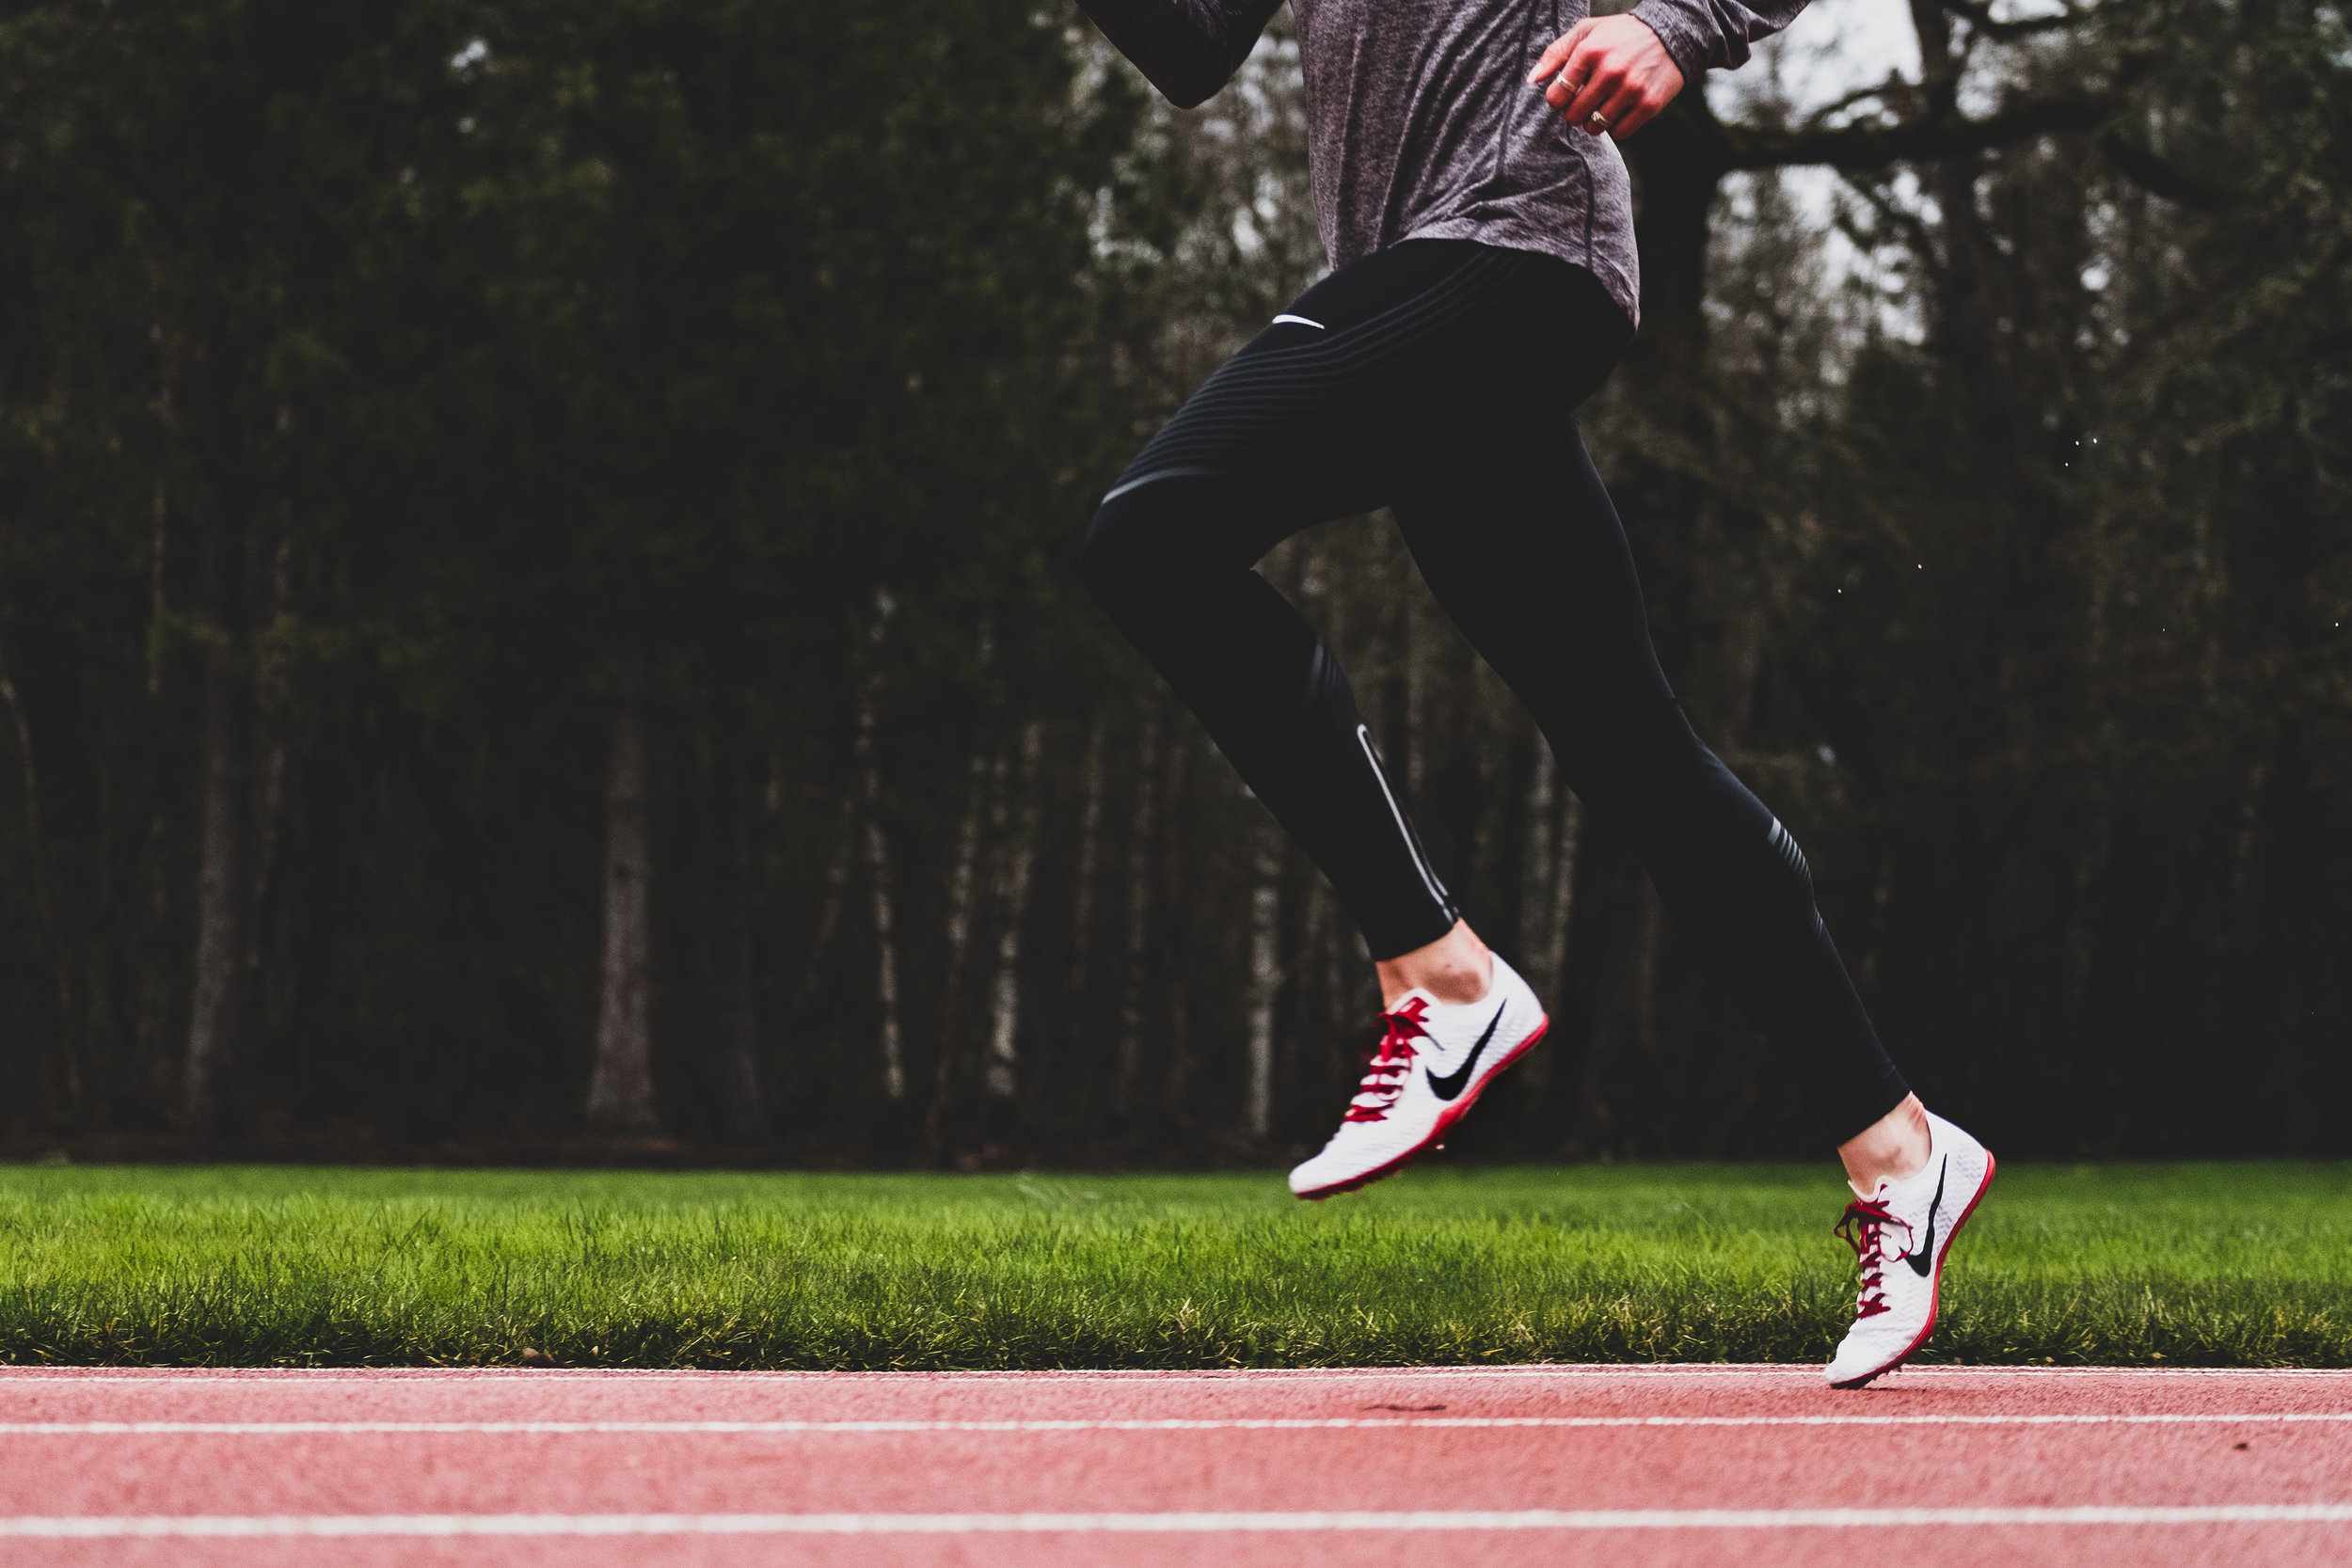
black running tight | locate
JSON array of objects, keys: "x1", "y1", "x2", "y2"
[{"x1": 1080, "y1": 239, "x2": 1910, "y2": 1140}]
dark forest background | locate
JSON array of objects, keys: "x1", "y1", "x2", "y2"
[{"x1": 1, "y1": 0, "x2": 2346, "y2": 1163}]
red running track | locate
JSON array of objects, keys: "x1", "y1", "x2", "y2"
[{"x1": 2, "y1": 1363, "x2": 2348, "y2": 1566}]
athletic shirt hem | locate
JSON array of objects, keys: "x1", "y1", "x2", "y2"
[{"x1": 1398, "y1": 215, "x2": 1640, "y2": 332}]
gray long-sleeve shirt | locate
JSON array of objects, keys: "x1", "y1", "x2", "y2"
[{"x1": 1078, "y1": 0, "x2": 1806, "y2": 327}]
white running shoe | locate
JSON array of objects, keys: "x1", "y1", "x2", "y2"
[
  {"x1": 1288, "y1": 954, "x2": 1548, "y2": 1200},
  {"x1": 1826, "y1": 1108, "x2": 1996, "y2": 1388}
]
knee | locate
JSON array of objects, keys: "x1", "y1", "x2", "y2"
[
  {"x1": 1077, "y1": 499, "x2": 1137, "y2": 610},
  {"x1": 1079, "y1": 482, "x2": 1192, "y2": 621},
  {"x1": 1080, "y1": 481, "x2": 1167, "y2": 606}
]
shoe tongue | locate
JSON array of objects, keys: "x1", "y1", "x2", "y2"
[{"x1": 1385, "y1": 988, "x2": 1441, "y2": 1019}]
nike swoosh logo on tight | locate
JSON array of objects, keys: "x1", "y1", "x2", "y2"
[
  {"x1": 1904, "y1": 1157, "x2": 1949, "y2": 1277},
  {"x1": 1424, "y1": 1006, "x2": 1507, "y2": 1101}
]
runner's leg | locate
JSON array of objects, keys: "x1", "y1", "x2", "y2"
[
  {"x1": 1086, "y1": 238, "x2": 1909, "y2": 1140},
  {"x1": 1079, "y1": 240, "x2": 1524, "y2": 959},
  {"x1": 1390, "y1": 268, "x2": 1910, "y2": 1140},
  {"x1": 1358, "y1": 249, "x2": 1953, "y2": 1374}
]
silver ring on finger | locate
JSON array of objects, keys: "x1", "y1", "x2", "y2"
[{"x1": 1587, "y1": 111, "x2": 1610, "y2": 131}]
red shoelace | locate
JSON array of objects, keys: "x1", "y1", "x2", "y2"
[
  {"x1": 1836, "y1": 1197, "x2": 1915, "y2": 1320},
  {"x1": 1343, "y1": 998, "x2": 1432, "y2": 1123}
]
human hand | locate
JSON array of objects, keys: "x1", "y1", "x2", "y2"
[{"x1": 1526, "y1": 15, "x2": 1686, "y2": 142}]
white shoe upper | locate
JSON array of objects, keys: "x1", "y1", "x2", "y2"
[
  {"x1": 1825, "y1": 1109, "x2": 1995, "y2": 1387},
  {"x1": 1287, "y1": 954, "x2": 1547, "y2": 1199}
]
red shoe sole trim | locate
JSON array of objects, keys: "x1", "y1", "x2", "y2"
[
  {"x1": 1829, "y1": 1148, "x2": 1998, "y2": 1389},
  {"x1": 1293, "y1": 1018, "x2": 1549, "y2": 1201}
]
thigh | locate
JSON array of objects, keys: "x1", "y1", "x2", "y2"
[
  {"x1": 1386, "y1": 257, "x2": 1662, "y2": 728},
  {"x1": 1395, "y1": 421, "x2": 1677, "y2": 721},
  {"x1": 1096, "y1": 241, "x2": 1519, "y2": 573}
]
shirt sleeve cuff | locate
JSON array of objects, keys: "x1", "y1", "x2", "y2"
[{"x1": 1629, "y1": 0, "x2": 1717, "y2": 83}]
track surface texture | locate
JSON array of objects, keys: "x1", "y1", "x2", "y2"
[{"x1": 2, "y1": 1364, "x2": 2347, "y2": 1566}]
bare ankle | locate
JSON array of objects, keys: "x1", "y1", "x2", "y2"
[
  {"x1": 1375, "y1": 921, "x2": 1493, "y2": 1008},
  {"x1": 1839, "y1": 1094, "x2": 1931, "y2": 1196}
]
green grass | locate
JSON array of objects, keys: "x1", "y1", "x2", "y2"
[{"x1": 0, "y1": 1163, "x2": 2346, "y2": 1370}]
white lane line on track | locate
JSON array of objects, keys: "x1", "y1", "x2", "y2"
[
  {"x1": 5, "y1": 1506, "x2": 2351, "y2": 1537},
  {"x1": 4, "y1": 1413, "x2": 2349, "y2": 1435},
  {"x1": 4, "y1": 1365, "x2": 2347, "y2": 1384}
]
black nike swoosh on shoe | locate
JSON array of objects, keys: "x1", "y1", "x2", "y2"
[
  {"x1": 1424, "y1": 1005, "x2": 1508, "y2": 1102},
  {"x1": 1904, "y1": 1157, "x2": 1949, "y2": 1277}
]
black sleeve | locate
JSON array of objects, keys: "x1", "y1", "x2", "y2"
[{"x1": 1075, "y1": 0, "x2": 1288, "y2": 109}]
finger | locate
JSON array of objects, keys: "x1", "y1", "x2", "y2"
[
  {"x1": 1608, "y1": 88, "x2": 1666, "y2": 140},
  {"x1": 1545, "y1": 42, "x2": 1597, "y2": 111},
  {"x1": 1587, "y1": 76, "x2": 1648, "y2": 139},
  {"x1": 1539, "y1": 26, "x2": 1604, "y2": 103},
  {"x1": 1527, "y1": 21, "x2": 1596, "y2": 86},
  {"x1": 1541, "y1": 46, "x2": 1597, "y2": 106},
  {"x1": 1560, "y1": 53, "x2": 1626, "y2": 127},
  {"x1": 1611, "y1": 55, "x2": 1687, "y2": 139},
  {"x1": 1543, "y1": 61, "x2": 1581, "y2": 109}
]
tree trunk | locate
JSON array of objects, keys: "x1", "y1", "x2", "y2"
[
  {"x1": 1156, "y1": 737, "x2": 1198, "y2": 1117},
  {"x1": 928, "y1": 742, "x2": 993, "y2": 1146},
  {"x1": 1065, "y1": 718, "x2": 1107, "y2": 1018},
  {"x1": 1114, "y1": 710, "x2": 1163, "y2": 1117},
  {"x1": 2265, "y1": 722, "x2": 2318, "y2": 1149},
  {"x1": 183, "y1": 515, "x2": 248, "y2": 1135},
  {"x1": 865, "y1": 809, "x2": 905, "y2": 1102},
  {"x1": 798, "y1": 788, "x2": 857, "y2": 1010},
  {"x1": 985, "y1": 720, "x2": 1046, "y2": 1101},
  {"x1": 1243, "y1": 816, "x2": 1282, "y2": 1140},
  {"x1": 147, "y1": 479, "x2": 169, "y2": 699},
  {"x1": 0, "y1": 657, "x2": 73, "y2": 1105},
  {"x1": 802, "y1": 610, "x2": 896, "y2": 1016},
  {"x1": 856, "y1": 595, "x2": 907, "y2": 1102},
  {"x1": 585, "y1": 638, "x2": 659, "y2": 1133},
  {"x1": 710, "y1": 676, "x2": 761, "y2": 1138},
  {"x1": 2065, "y1": 503, "x2": 2117, "y2": 1026}
]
